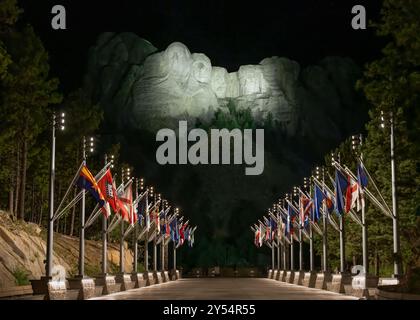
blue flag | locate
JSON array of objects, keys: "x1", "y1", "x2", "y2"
[
  {"x1": 357, "y1": 162, "x2": 368, "y2": 189},
  {"x1": 170, "y1": 219, "x2": 178, "y2": 242},
  {"x1": 287, "y1": 203, "x2": 298, "y2": 235},
  {"x1": 137, "y1": 195, "x2": 147, "y2": 225},
  {"x1": 312, "y1": 184, "x2": 324, "y2": 223},
  {"x1": 334, "y1": 169, "x2": 348, "y2": 216},
  {"x1": 270, "y1": 217, "x2": 277, "y2": 239}
]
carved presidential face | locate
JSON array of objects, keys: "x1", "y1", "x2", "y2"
[
  {"x1": 164, "y1": 42, "x2": 192, "y2": 83},
  {"x1": 192, "y1": 53, "x2": 212, "y2": 84}
]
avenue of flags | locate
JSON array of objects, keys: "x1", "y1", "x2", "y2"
[
  {"x1": 73, "y1": 163, "x2": 197, "y2": 248},
  {"x1": 252, "y1": 159, "x2": 372, "y2": 245},
  {"x1": 51, "y1": 157, "x2": 197, "y2": 278},
  {"x1": 251, "y1": 154, "x2": 397, "y2": 277}
]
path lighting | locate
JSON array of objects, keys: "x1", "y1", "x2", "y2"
[
  {"x1": 46, "y1": 110, "x2": 66, "y2": 278},
  {"x1": 379, "y1": 110, "x2": 401, "y2": 278},
  {"x1": 110, "y1": 155, "x2": 115, "y2": 169}
]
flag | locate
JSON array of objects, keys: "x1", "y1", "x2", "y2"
[
  {"x1": 270, "y1": 217, "x2": 277, "y2": 240},
  {"x1": 185, "y1": 227, "x2": 190, "y2": 244},
  {"x1": 154, "y1": 207, "x2": 161, "y2": 233},
  {"x1": 287, "y1": 202, "x2": 298, "y2": 235},
  {"x1": 324, "y1": 188, "x2": 335, "y2": 214},
  {"x1": 136, "y1": 192, "x2": 147, "y2": 226},
  {"x1": 258, "y1": 223, "x2": 264, "y2": 248},
  {"x1": 188, "y1": 228, "x2": 195, "y2": 247},
  {"x1": 175, "y1": 220, "x2": 180, "y2": 244},
  {"x1": 346, "y1": 175, "x2": 360, "y2": 213},
  {"x1": 265, "y1": 223, "x2": 271, "y2": 242},
  {"x1": 97, "y1": 169, "x2": 118, "y2": 218},
  {"x1": 165, "y1": 222, "x2": 170, "y2": 236},
  {"x1": 312, "y1": 184, "x2": 324, "y2": 223},
  {"x1": 170, "y1": 219, "x2": 178, "y2": 242},
  {"x1": 76, "y1": 165, "x2": 105, "y2": 207},
  {"x1": 334, "y1": 169, "x2": 348, "y2": 215},
  {"x1": 254, "y1": 228, "x2": 260, "y2": 247},
  {"x1": 179, "y1": 223, "x2": 186, "y2": 245},
  {"x1": 280, "y1": 214, "x2": 287, "y2": 236},
  {"x1": 357, "y1": 162, "x2": 368, "y2": 209},
  {"x1": 119, "y1": 182, "x2": 135, "y2": 224},
  {"x1": 299, "y1": 194, "x2": 312, "y2": 227},
  {"x1": 145, "y1": 197, "x2": 150, "y2": 231}
]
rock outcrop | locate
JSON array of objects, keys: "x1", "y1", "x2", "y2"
[
  {"x1": 0, "y1": 211, "x2": 133, "y2": 288},
  {"x1": 86, "y1": 34, "x2": 361, "y2": 135}
]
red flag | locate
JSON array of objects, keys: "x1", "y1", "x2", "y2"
[
  {"x1": 97, "y1": 169, "x2": 118, "y2": 218},
  {"x1": 179, "y1": 223, "x2": 186, "y2": 245}
]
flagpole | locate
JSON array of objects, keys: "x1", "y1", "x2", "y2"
[
  {"x1": 133, "y1": 178, "x2": 139, "y2": 274},
  {"x1": 46, "y1": 112, "x2": 56, "y2": 278},
  {"x1": 145, "y1": 235, "x2": 149, "y2": 272},
  {"x1": 77, "y1": 137, "x2": 86, "y2": 277},
  {"x1": 339, "y1": 215, "x2": 345, "y2": 273},
  {"x1": 298, "y1": 226, "x2": 303, "y2": 271},
  {"x1": 271, "y1": 243, "x2": 275, "y2": 271},
  {"x1": 173, "y1": 241, "x2": 177, "y2": 271},
  {"x1": 389, "y1": 112, "x2": 401, "y2": 277},
  {"x1": 119, "y1": 168, "x2": 125, "y2": 274},
  {"x1": 290, "y1": 234, "x2": 294, "y2": 271},
  {"x1": 321, "y1": 167, "x2": 328, "y2": 272},
  {"x1": 153, "y1": 238, "x2": 157, "y2": 272},
  {"x1": 153, "y1": 192, "x2": 157, "y2": 272},
  {"x1": 277, "y1": 233, "x2": 280, "y2": 270},
  {"x1": 309, "y1": 179, "x2": 314, "y2": 272},
  {"x1": 161, "y1": 239, "x2": 165, "y2": 272},
  {"x1": 352, "y1": 135, "x2": 369, "y2": 275},
  {"x1": 282, "y1": 236, "x2": 287, "y2": 271},
  {"x1": 102, "y1": 154, "x2": 108, "y2": 275},
  {"x1": 309, "y1": 223, "x2": 314, "y2": 271}
]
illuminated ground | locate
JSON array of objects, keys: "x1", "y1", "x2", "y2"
[{"x1": 90, "y1": 278, "x2": 358, "y2": 300}]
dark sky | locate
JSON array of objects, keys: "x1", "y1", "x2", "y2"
[{"x1": 19, "y1": 0, "x2": 385, "y2": 93}]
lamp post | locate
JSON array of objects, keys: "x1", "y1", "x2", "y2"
[
  {"x1": 101, "y1": 154, "x2": 114, "y2": 275},
  {"x1": 331, "y1": 153, "x2": 346, "y2": 273},
  {"x1": 273, "y1": 203, "x2": 280, "y2": 271},
  {"x1": 45, "y1": 111, "x2": 65, "y2": 278},
  {"x1": 381, "y1": 110, "x2": 401, "y2": 278},
  {"x1": 294, "y1": 186, "x2": 303, "y2": 272},
  {"x1": 303, "y1": 176, "x2": 312, "y2": 272},
  {"x1": 316, "y1": 165, "x2": 329, "y2": 272},
  {"x1": 151, "y1": 187, "x2": 158, "y2": 273},
  {"x1": 174, "y1": 207, "x2": 179, "y2": 272},
  {"x1": 119, "y1": 166, "x2": 130, "y2": 274},
  {"x1": 160, "y1": 197, "x2": 165, "y2": 273},
  {"x1": 352, "y1": 134, "x2": 369, "y2": 275},
  {"x1": 78, "y1": 136, "x2": 94, "y2": 277},
  {"x1": 133, "y1": 178, "x2": 144, "y2": 274},
  {"x1": 308, "y1": 175, "x2": 315, "y2": 272},
  {"x1": 286, "y1": 192, "x2": 294, "y2": 271}
]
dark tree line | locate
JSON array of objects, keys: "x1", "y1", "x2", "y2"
[
  {"x1": 310, "y1": 0, "x2": 419, "y2": 289},
  {"x1": 0, "y1": 1, "x2": 116, "y2": 240}
]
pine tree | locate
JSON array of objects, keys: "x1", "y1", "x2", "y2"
[
  {"x1": 1, "y1": 6, "x2": 62, "y2": 220},
  {"x1": 357, "y1": 0, "x2": 419, "y2": 285}
]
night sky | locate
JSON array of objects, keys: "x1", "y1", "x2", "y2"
[
  {"x1": 19, "y1": 0, "x2": 385, "y2": 93},
  {"x1": 14, "y1": 0, "x2": 388, "y2": 269}
]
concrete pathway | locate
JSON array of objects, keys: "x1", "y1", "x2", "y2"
[{"x1": 91, "y1": 278, "x2": 358, "y2": 300}]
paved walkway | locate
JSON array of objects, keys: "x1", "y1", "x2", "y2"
[{"x1": 91, "y1": 278, "x2": 358, "y2": 300}]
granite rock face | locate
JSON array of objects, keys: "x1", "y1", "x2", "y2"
[
  {"x1": 85, "y1": 33, "x2": 362, "y2": 138},
  {"x1": 0, "y1": 211, "x2": 133, "y2": 288}
]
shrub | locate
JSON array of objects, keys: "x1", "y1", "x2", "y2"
[{"x1": 12, "y1": 266, "x2": 30, "y2": 286}]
